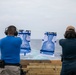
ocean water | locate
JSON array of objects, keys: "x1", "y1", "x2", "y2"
[
  {"x1": 0, "y1": 39, "x2": 62, "y2": 60},
  {"x1": 20, "y1": 39, "x2": 62, "y2": 60}
]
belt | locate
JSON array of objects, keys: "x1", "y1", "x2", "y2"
[
  {"x1": 63, "y1": 58, "x2": 76, "y2": 61},
  {"x1": 5, "y1": 63, "x2": 20, "y2": 66}
]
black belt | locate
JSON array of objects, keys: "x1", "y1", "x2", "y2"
[
  {"x1": 5, "y1": 63, "x2": 20, "y2": 66},
  {"x1": 63, "y1": 58, "x2": 76, "y2": 61}
]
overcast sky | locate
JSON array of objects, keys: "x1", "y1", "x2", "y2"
[{"x1": 0, "y1": 0, "x2": 76, "y2": 39}]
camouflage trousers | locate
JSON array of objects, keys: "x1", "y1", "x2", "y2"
[{"x1": 0, "y1": 66, "x2": 20, "y2": 75}]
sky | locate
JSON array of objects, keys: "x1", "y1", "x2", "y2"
[{"x1": 0, "y1": 0, "x2": 76, "y2": 39}]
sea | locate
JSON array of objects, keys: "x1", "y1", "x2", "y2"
[
  {"x1": 20, "y1": 39, "x2": 62, "y2": 60},
  {"x1": 0, "y1": 39, "x2": 62, "y2": 60}
]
